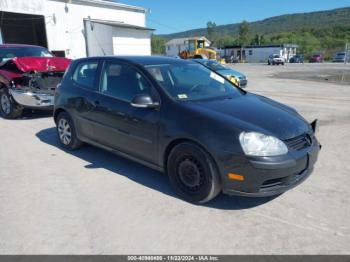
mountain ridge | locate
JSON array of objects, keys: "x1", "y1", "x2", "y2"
[{"x1": 159, "y1": 7, "x2": 350, "y2": 39}]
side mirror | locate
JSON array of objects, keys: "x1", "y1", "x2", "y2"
[{"x1": 131, "y1": 94, "x2": 159, "y2": 109}]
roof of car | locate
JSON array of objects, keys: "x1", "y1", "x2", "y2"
[
  {"x1": 118, "y1": 56, "x2": 194, "y2": 65},
  {"x1": 81, "y1": 56, "x2": 195, "y2": 66},
  {"x1": 0, "y1": 44, "x2": 45, "y2": 48},
  {"x1": 193, "y1": 59, "x2": 216, "y2": 63}
]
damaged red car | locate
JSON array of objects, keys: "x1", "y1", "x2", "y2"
[{"x1": 0, "y1": 44, "x2": 71, "y2": 118}]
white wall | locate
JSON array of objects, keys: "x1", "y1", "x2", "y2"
[
  {"x1": 0, "y1": 0, "x2": 147, "y2": 59},
  {"x1": 166, "y1": 39, "x2": 211, "y2": 57},
  {"x1": 246, "y1": 47, "x2": 281, "y2": 63},
  {"x1": 166, "y1": 44, "x2": 183, "y2": 57},
  {"x1": 0, "y1": 0, "x2": 45, "y2": 15},
  {"x1": 85, "y1": 21, "x2": 113, "y2": 57},
  {"x1": 225, "y1": 46, "x2": 296, "y2": 63},
  {"x1": 45, "y1": 1, "x2": 146, "y2": 58},
  {"x1": 112, "y1": 28, "x2": 151, "y2": 56},
  {"x1": 85, "y1": 21, "x2": 151, "y2": 56}
]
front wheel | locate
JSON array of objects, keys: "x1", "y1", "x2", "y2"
[
  {"x1": 56, "y1": 112, "x2": 83, "y2": 150},
  {"x1": 167, "y1": 143, "x2": 221, "y2": 204},
  {"x1": 0, "y1": 88, "x2": 23, "y2": 119}
]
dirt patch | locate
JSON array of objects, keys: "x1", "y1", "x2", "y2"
[{"x1": 274, "y1": 69, "x2": 350, "y2": 85}]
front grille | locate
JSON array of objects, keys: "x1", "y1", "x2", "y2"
[
  {"x1": 284, "y1": 134, "x2": 312, "y2": 151},
  {"x1": 261, "y1": 178, "x2": 283, "y2": 189},
  {"x1": 261, "y1": 170, "x2": 306, "y2": 190}
]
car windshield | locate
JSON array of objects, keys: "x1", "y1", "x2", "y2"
[
  {"x1": 146, "y1": 63, "x2": 241, "y2": 101},
  {"x1": 0, "y1": 47, "x2": 53, "y2": 63},
  {"x1": 199, "y1": 60, "x2": 226, "y2": 71},
  {"x1": 273, "y1": 55, "x2": 280, "y2": 58}
]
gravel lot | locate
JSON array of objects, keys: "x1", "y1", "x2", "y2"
[{"x1": 0, "y1": 63, "x2": 349, "y2": 254}]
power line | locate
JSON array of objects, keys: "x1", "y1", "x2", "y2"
[{"x1": 146, "y1": 18, "x2": 181, "y2": 32}]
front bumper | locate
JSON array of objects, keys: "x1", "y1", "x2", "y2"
[
  {"x1": 9, "y1": 89, "x2": 54, "y2": 108},
  {"x1": 220, "y1": 135, "x2": 321, "y2": 197},
  {"x1": 332, "y1": 59, "x2": 345, "y2": 63}
]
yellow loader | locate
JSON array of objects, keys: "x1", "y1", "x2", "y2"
[{"x1": 179, "y1": 39, "x2": 225, "y2": 64}]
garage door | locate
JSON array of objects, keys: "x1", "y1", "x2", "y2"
[
  {"x1": 84, "y1": 19, "x2": 152, "y2": 57},
  {"x1": 112, "y1": 27, "x2": 151, "y2": 56}
]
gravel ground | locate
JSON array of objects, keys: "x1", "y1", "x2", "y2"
[{"x1": 0, "y1": 63, "x2": 349, "y2": 254}]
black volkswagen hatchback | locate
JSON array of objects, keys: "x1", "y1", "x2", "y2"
[{"x1": 54, "y1": 56, "x2": 320, "y2": 204}]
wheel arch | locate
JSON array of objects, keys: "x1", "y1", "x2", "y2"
[
  {"x1": 53, "y1": 108, "x2": 67, "y2": 123},
  {"x1": 163, "y1": 137, "x2": 218, "y2": 173}
]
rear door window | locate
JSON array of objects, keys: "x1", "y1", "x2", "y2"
[
  {"x1": 100, "y1": 61, "x2": 153, "y2": 102},
  {"x1": 72, "y1": 61, "x2": 98, "y2": 90}
]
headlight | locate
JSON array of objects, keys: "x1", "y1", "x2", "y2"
[{"x1": 239, "y1": 132, "x2": 288, "y2": 156}]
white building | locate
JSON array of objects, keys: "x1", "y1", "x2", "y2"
[
  {"x1": 0, "y1": 0, "x2": 153, "y2": 58},
  {"x1": 224, "y1": 44, "x2": 298, "y2": 63},
  {"x1": 165, "y1": 36, "x2": 211, "y2": 57}
]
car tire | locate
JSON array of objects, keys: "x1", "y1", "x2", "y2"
[
  {"x1": 56, "y1": 112, "x2": 83, "y2": 150},
  {"x1": 268, "y1": 61, "x2": 271, "y2": 65},
  {"x1": 0, "y1": 88, "x2": 23, "y2": 119},
  {"x1": 167, "y1": 142, "x2": 221, "y2": 204}
]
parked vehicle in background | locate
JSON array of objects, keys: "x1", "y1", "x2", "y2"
[
  {"x1": 289, "y1": 54, "x2": 304, "y2": 63},
  {"x1": 309, "y1": 54, "x2": 324, "y2": 63},
  {"x1": 268, "y1": 54, "x2": 285, "y2": 65},
  {"x1": 0, "y1": 44, "x2": 71, "y2": 119},
  {"x1": 332, "y1": 52, "x2": 350, "y2": 63},
  {"x1": 226, "y1": 55, "x2": 239, "y2": 64},
  {"x1": 193, "y1": 59, "x2": 248, "y2": 88},
  {"x1": 54, "y1": 56, "x2": 320, "y2": 204},
  {"x1": 178, "y1": 38, "x2": 225, "y2": 64}
]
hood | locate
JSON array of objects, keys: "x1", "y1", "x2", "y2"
[
  {"x1": 217, "y1": 68, "x2": 245, "y2": 79},
  {"x1": 1, "y1": 57, "x2": 71, "y2": 73},
  {"x1": 188, "y1": 93, "x2": 310, "y2": 140}
]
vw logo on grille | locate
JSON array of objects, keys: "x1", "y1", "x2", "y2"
[{"x1": 305, "y1": 134, "x2": 312, "y2": 146}]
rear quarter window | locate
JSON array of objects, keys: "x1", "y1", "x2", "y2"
[{"x1": 72, "y1": 61, "x2": 98, "y2": 90}]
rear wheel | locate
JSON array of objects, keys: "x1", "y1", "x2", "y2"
[
  {"x1": 56, "y1": 112, "x2": 83, "y2": 150},
  {"x1": 0, "y1": 88, "x2": 23, "y2": 119},
  {"x1": 167, "y1": 142, "x2": 221, "y2": 204}
]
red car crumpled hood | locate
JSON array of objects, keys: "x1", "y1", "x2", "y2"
[{"x1": 10, "y1": 57, "x2": 71, "y2": 72}]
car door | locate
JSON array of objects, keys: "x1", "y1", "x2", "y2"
[
  {"x1": 89, "y1": 60, "x2": 160, "y2": 164},
  {"x1": 68, "y1": 59, "x2": 100, "y2": 141}
]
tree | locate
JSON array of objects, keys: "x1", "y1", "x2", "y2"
[
  {"x1": 215, "y1": 35, "x2": 236, "y2": 48},
  {"x1": 151, "y1": 35, "x2": 166, "y2": 55},
  {"x1": 238, "y1": 20, "x2": 250, "y2": 46},
  {"x1": 207, "y1": 21, "x2": 217, "y2": 43},
  {"x1": 253, "y1": 34, "x2": 261, "y2": 45}
]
